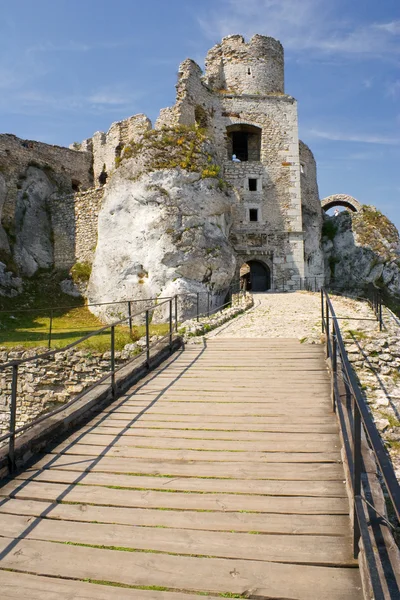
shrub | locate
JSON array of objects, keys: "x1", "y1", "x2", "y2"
[
  {"x1": 322, "y1": 219, "x2": 338, "y2": 241},
  {"x1": 71, "y1": 261, "x2": 92, "y2": 283}
]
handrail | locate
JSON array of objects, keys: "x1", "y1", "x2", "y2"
[
  {"x1": 0, "y1": 283, "x2": 246, "y2": 472},
  {"x1": 321, "y1": 288, "x2": 400, "y2": 599}
]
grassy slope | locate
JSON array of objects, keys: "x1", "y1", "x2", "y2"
[{"x1": 0, "y1": 272, "x2": 168, "y2": 351}]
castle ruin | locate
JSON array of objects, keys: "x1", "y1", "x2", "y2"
[{"x1": 0, "y1": 35, "x2": 338, "y2": 305}]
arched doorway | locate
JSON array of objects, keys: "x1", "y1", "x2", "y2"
[{"x1": 240, "y1": 260, "x2": 271, "y2": 292}]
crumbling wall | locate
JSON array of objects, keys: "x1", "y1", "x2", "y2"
[
  {"x1": 299, "y1": 140, "x2": 324, "y2": 281},
  {"x1": 74, "y1": 114, "x2": 152, "y2": 182}
]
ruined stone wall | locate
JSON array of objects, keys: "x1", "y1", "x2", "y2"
[
  {"x1": 0, "y1": 346, "x2": 135, "y2": 440},
  {"x1": 74, "y1": 114, "x2": 152, "y2": 182},
  {"x1": 299, "y1": 140, "x2": 325, "y2": 281},
  {"x1": 50, "y1": 187, "x2": 104, "y2": 270},
  {"x1": 0, "y1": 134, "x2": 93, "y2": 227}
]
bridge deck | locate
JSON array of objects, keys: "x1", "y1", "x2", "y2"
[{"x1": 0, "y1": 339, "x2": 362, "y2": 599}]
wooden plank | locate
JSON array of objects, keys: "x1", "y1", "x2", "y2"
[
  {"x1": 0, "y1": 538, "x2": 363, "y2": 599},
  {"x1": 50, "y1": 443, "x2": 342, "y2": 463},
  {"x1": 77, "y1": 425, "x2": 340, "y2": 441},
  {"x1": 0, "y1": 480, "x2": 350, "y2": 513},
  {"x1": 0, "y1": 513, "x2": 357, "y2": 566},
  {"x1": 0, "y1": 570, "x2": 222, "y2": 600},
  {"x1": 85, "y1": 418, "x2": 339, "y2": 433},
  {"x1": 27, "y1": 453, "x2": 346, "y2": 479},
  {"x1": 14, "y1": 469, "x2": 347, "y2": 497},
  {"x1": 60, "y1": 432, "x2": 340, "y2": 453},
  {"x1": 0, "y1": 498, "x2": 351, "y2": 535}
]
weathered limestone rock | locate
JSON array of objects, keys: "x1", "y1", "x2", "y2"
[
  {"x1": 0, "y1": 174, "x2": 10, "y2": 252},
  {"x1": 87, "y1": 159, "x2": 236, "y2": 321},
  {"x1": 13, "y1": 167, "x2": 54, "y2": 276},
  {"x1": 323, "y1": 206, "x2": 400, "y2": 297}
]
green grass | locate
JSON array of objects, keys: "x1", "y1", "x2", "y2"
[{"x1": 0, "y1": 304, "x2": 169, "y2": 350}]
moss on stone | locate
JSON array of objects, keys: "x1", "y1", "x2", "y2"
[{"x1": 353, "y1": 206, "x2": 399, "y2": 261}]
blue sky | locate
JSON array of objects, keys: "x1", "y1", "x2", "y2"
[{"x1": 1, "y1": 0, "x2": 399, "y2": 228}]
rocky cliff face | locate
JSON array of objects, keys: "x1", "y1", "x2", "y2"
[
  {"x1": 323, "y1": 206, "x2": 400, "y2": 299},
  {"x1": 88, "y1": 172, "x2": 236, "y2": 322}
]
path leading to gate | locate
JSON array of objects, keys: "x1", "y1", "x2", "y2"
[
  {"x1": 0, "y1": 292, "x2": 367, "y2": 599},
  {"x1": 206, "y1": 290, "x2": 377, "y2": 342}
]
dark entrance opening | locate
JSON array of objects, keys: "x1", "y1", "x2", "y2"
[
  {"x1": 227, "y1": 124, "x2": 261, "y2": 162},
  {"x1": 231, "y1": 132, "x2": 249, "y2": 161},
  {"x1": 240, "y1": 260, "x2": 271, "y2": 292}
]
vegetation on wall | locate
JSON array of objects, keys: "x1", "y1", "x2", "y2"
[
  {"x1": 115, "y1": 125, "x2": 223, "y2": 181},
  {"x1": 71, "y1": 261, "x2": 92, "y2": 284},
  {"x1": 353, "y1": 206, "x2": 399, "y2": 261},
  {"x1": 322, "y1": 219, "x2": 338, "y2": 241}
]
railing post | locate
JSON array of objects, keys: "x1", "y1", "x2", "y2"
[
  {"x1": 110, "y1": 325, "x2": 116, "y2": 398},
  {"x1": 48, "y1": 309, "x2": 53, "y2": 349},
  {"x1": 332, "y1": 323, "x2": 337, "y2": 413},
  {"x1": 128, "y1": 301, "x2": 133, "y2": 336},
  {"x1": 8, "y1": 364, "x2": 18, "y2": 473},
  {"x1": 207, "y1": 292, "x2": 210, "y2": 318},
  {"x1": 321, "y1": 289, "x2": 325, "y2": 333},
  {"x1": 174, "y1": 295, "x2": 178, "y2": 332},
  {"x1": 145, "y1": 310, "x2": 150, "y2": 368},
  {"x1": 314, "y1": 277, "x2": 317, "y2": 292},
  {"x1": 169, "y1": 299, "x2": 173, "y2": 352},
  {"x1": 353, "y1": 400, "x2": 362, "y2": 558},
  {"x1": 379, "y1": 295, "x2": 383, "y2": 331},
  {"x1": 326, "y1": 300, "x2": 330, "y2": 359},
  {"x1": 196, "y1": 293, "x2": 200, "y2": 322}
]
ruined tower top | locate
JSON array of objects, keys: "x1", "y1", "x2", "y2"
[{"x1": 204, "y1": 34, "x2": 284, "y2": 95}]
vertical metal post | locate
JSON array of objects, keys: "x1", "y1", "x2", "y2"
[
  {"x1": 196, "y1": 293, "x2": 200, "y2": 322},
  {"x1": 207, "y1": 292, "x2": 210, "y2": 317},
  {"x1": 353, "y1": 400, "x2": 362, "y2": 558},
  {"x1": 326, "y1": 300, "x2": 330, "y2": 359},
  {"x1": 110, "y1": 326, "x2": 116, "y2": 398},
  {"x1": 128, "y1": 301, "x2": 133, "y2": 336},
  {"x1": 8, "y1": 364, "x2": 18, "y2": 473},
  {"x1": 169, "y1": 299, "x2": 173, "y2": 352},
  {"x1": 283, "y1": 278, "x2": 285, "y2": 292},
  {"x1": 145, "y1": 310, "x2": 150, "y2": 368},
  {"x1": 48, "y1": 309, "x2": 53, "y2": 349},
  {"x1": 174, "y1": 295, "x2": 178, "y2": 332},
  {"x1": 332, "y1": 323, "x2": 337, "y2": 413},
  {"x1": 321, "y1": 290, "x2": 325, "y2": 333},
  {"x1": 379, "y1": 296, "x2": 383, "y2": 332}
]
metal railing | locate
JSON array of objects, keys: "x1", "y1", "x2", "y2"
[
  {"x1": 0, "y1": 284, "x2": 246, "y2": 472},
  {"x1": 321, "y1": 288, "x2": 400, "y2": 599},
  {"x1": 272, "y1": 276, "x2": 326, "y2": 292},
  {"x1": 365, "y1": 284, "x2": 384, "y2": 331}
]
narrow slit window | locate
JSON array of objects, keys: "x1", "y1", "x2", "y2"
[
  {"x1": 249, "y1": 208, "x2": 258, "y2": 222},
  {"x1": 249, "y1": 178, "x2": 257, "y2": 191},
  {"x1": 247, "y1": 67, "x2": 252, "y2": 75}
]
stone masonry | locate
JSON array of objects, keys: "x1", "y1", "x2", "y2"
[{"x1": 1, "y1": 33, "x2": 329, "y2": 297}]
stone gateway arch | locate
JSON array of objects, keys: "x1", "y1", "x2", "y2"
[{"x1": 321, "y1": 194, "x2": 362, "y2": 213}]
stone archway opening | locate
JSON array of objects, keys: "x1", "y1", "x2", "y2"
[
  {"x1": 240, "y1": 260, "x2": 271, "y2": 292},
  {"x1": 227, "y1": 124, "x2": 261, "y2": 162},
  {"x1": 321, "y1": 194, "x2": 361, "y2": 214}
]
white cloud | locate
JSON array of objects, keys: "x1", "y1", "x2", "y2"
[
  {"x1": 201, "y1": 0, "x2": 400, "y2": 59},
  {"x1": 306, "y1": 128, "x2": 400, "y2": 145}
]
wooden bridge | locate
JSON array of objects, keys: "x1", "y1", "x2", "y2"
[{"x1": 0, "y1": 337, "x2": 363, "y2": 599}]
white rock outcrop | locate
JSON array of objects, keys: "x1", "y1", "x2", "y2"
[{"x1": 87, "y1": 163, "x2": 237, "y2": 322}]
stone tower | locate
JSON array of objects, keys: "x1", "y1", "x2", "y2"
[{"x1": 155, "y1": 34, "x2": 314, "y2": 290}]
